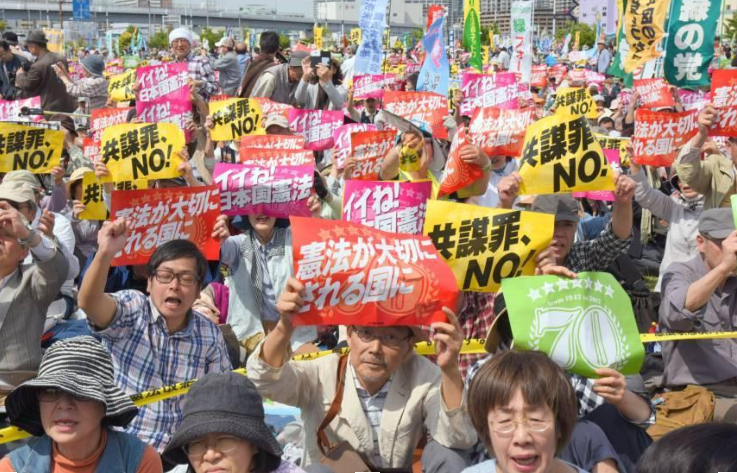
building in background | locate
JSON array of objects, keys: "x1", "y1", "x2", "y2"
[
  {"x1": 480, "y1": 0, "x2": 576, "y2": 36},
  {"x1": 114, "y1": 0, "x2": 172, "y2": 8}
]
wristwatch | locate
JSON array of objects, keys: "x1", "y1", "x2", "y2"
[{"x1": 18, "y1": 225, "x2": 36, "y2": 246}]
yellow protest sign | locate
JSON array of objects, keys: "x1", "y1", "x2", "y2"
[
  {"x1": 623, "y1": 0, "x2": 668, "y2": 73},
  {"x1": 350, "y1": 28, "x2": 362, "y2": 45},
  {"x1": 424, "y1": 200, "x2": 554, "y2": 292},
  {"x1": 108, "y1": 70, "x2": 136, "y2": 102},
  {"x1": 43, "y1": 29, "x2": 64, "y2": 54},
  {"x1": 518, "y1": 114, "x2": 615, "y2": 195},
  {"x1": 553, "y1": 87, "x2": 598, "y2": 119},
  {"x1": 573, "y1": 31, "x2": 580, "y2": 51},
  {"x1": 482, "y1": 45, "x2": 489, "y2": 65},
  {"x1": 78, "y1": 172, "x2": 109, "y2": 220},
  {"x1": 488, "y1": 31, "x2": 495, "y2": 50},
  {"x1": 209, "y1": 98, "x2": 264, "y2": 141},
  {"x1": 399, "y1": 144, "x2": 422, "y2": 173},
  {"x1": 114, "y1": 179, "x2": 148, "y2": 191},
  {"x1": 596, "y1": 134, "x2": 630, "y2": 164},
  {"x1": 314, "y1": 26, "x2": 323, "y2": 49},
  {"x1": 101, "y1": 123, "x2": 185, "y2": 182},
  {"x1": 0, "y1": 123, "x2": 64, "y2": 174}
]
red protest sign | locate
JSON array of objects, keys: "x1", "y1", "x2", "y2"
[
  {"x1": 633, "y1": 109, "x2": 698, "y2": 167},
  {"x1": 288, "y1": 109, "x2": 344, "y2": 151},
  {"x1": 239, "y1": 148, "x2": 314, "y2": 167},
  {"x1": 251, "y1": 98, "x2": 294, "y2": 127},
  {"x1": 634, "y1": 79, "x2": 675, "y2": 109},
  {"x1": 353, "y1": 74, "x2": 398, "y2": 100},
  {"x1": 711, "y1": 69, "x2": 737, "y2": 107},
  {"x1": 460, "y1": 72, "x2": 519, "y2": 115},
  {"x1": 90, "y1": 107, "x2": 133, "y2": 143},
  {"x1": 531, "y1": 65, "x2": 547, "y2": 88},
  {"x1": 83, "y1": 138, "x2": 101, "y2": 163},
  {"x1": 468, "y1": 107, "x2": 535, "y2": 157},
  {"x1": 333, "y1": 123, "x2": 378, "y2": 169},
  {"x1": 349, "y1": 130, "x2": 397, "y2": 180},
  {"x1": 290, "y1": 216, "x2": 458, "y2": 326},
  {"x1": 383, "y1": 91, "x2": 449, "y2": 140},
  {"x1": 239, "y1": 134, "x2": 305, "y2": 150},
  {"x1": 549, "y1": 64, "x2": 567, "y2": 84},
  {"x1": 110, "y1": 186, "x2": 221, "y2": 266},
  {"x1": 438, "y1": 126, "x2": 484, "y2": 198},
  {"x1": 568, "y1": 69, "x2": 586, "y2": 83}
]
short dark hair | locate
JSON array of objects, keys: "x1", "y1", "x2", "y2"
[
  {"x1": 637, "y1": 423, "x2": 737, "y2": 473},
  {"x1": 259, "y1": 31, "x2": 279, "y2": 55},
  {"x1": 467, "y1": 351, "x2": 577, "y2": 456},
  {"x1": 0, "y1": 40, "x2": 10, "y2": 52},
  {"x1": 599, "y1": 117, "x2": 615, "y2": 127},
  {"x1": 147, "y1": 240, "x2": 208, "y2": 288}
]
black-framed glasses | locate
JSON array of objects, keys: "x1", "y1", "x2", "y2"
[
  {"x1": 183, "y1": 436, "x2": 240, "y2": 457},
  {"x1": 351, "y1": 326, "x2": 412, "y2": 348},
  {"x1": 37, "y1": 388, "x2": 93, "y2": 403},
  {"x1": 153, "y1": 269, "x2": 199, "y2": 286}
]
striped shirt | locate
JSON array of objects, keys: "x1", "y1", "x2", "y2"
[
  {"x1": 89, "y1": 290, "x2": 232, "y2": 452},
  {"x1": 350, "y1": 364, "x2": 392, "y2": 468}
]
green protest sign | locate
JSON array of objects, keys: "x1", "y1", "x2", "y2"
[
  {"x1": 731, "y1": 195, "x2": 737, "y2": 229},
  {"x1": 664, "y1": 0, "x2": 720, "y2": 88},
  {"x1": 501, "y1": 272, "x2": 644, "y2": 378}
]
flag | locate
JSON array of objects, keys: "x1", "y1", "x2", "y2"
[
  {"x1": 623, "y1": 0, "x2": 668, "y2": 73},
  {"x1": 463, "y1": 0, "x2": 483, "y2": 71},
  {"x1": 417, "y1": 15, "x2": 450, "y2": 96},
  {"x1": 510, "y1": 1, "x2": 533, "y2": 82}
]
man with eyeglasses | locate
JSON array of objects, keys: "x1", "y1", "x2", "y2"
[
  {"x1": 168, "y1": 27, "x2": 218, "y2": 101},
  {"x1": 674, "y1": 105, "x2": 737, "y2": 210},
  {"x1": 78, "y1": 218, "x2": 231, "y2": 453},
  {"x1": 246, "y1": 277, "x2": 477, "y2": 472},
  {"x1": 660, "y1": 208, "x2": 737, "y2": 421}
]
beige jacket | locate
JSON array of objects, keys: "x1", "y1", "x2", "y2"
[
  {"x1": 674, "y1": 145, "x2": 735, "y2": 210},
  {"x1": 246, "y1": 343, "x2": 477, "y2": 469}
]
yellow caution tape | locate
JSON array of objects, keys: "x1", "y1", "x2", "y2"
[{"x1": 2, "y1": 332, "x2": 736, "y2": 444}]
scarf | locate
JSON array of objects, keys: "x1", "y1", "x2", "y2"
[{"x1": 239, "y1": 227, "x2": 286, "y2": 317}]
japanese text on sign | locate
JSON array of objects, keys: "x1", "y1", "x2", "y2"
[
  {"x1": 288, "y1": 109, "x2": 344, "y2": 151},
  {"x1": 460, "y1": 72, "x2": 519, "y2": 115},
  {"x1": 553, "y1": 87, "x2": 597, "y2": 119},
  {"x1": 79, "y1": 172, "x2": 108, "y2": 220},
  {"x1": 633, "y1": 79, "x2": 675, "y2": 109},
  {"x1": 91, "y1": 107, "x2": 133, "y2": 143},
  {"x1": 108, "y1": 69, "x2": 136, "y2": 102},
  {"x1": 350, "y1": 130, "x2": 397, "y2": 181},
  {"x1": 354, "y1": 74, "x2": 397, "y2": 100},
  {"x1": 210, "y1": 98, "x2": 264, "y2": 141},
  {"x1": 240, "y1": 134, "x2": 305, "y2": 150},
  {"x1": 239, "y1": 148, "x2": 314, "y2": 167},
  {"x1": 468, "y1": 107, "x2": 534, "y2": 157},
  {"x1": 101, "y1": 123, "x2": 185, "y2": 182},
  {"x1": 342, "y1": 180, "x2": 431, "y2": 235},
  {"x1": 633, "y1": 109, "x2": 698, "y2": 167},
  {"x1": 136, "y1": 63, "x2": 189, "y2": 102},
  {"x1": 0, "y1": 123, "x2": 64, "y2": 173},
  {"x1": 332, "y1": 123, "x2": 377, "y2": 169}
]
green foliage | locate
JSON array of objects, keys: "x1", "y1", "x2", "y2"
[
  {"x1": 149, "y1": 27, "x2": 171, "y2": 50},
  {"x1": 725, "y1": 14, "x2": 737, "y2": 43},
  {"x1": 554, "y1": 21, "x2": 597, "y2": 48},
  {"x1": 278, "y1": 33, "x2": 291, "y2": 50},
  {"x1": 480, "y1": 24, "x2": 500, "y2": 46},
  {"x1": 199, "y1": 27, "x2": 224, "y2": 50},
  {"x1": 118, "y1": 26, "x2": 136, "y2": 52},
  {"x1": 412, "y1": 28, "x2": 423, "y2": 42},
  {"x1": 0, "y1": 20, "x2": 7, "y2": 32}
]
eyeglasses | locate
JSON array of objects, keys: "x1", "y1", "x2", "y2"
[
  {"x1": 351, "y1": 326, "x2": 412, "y2": 348},
  {"x1": 171, "y1": 39, "x2": 190, "y2": 46},
  {"x1": 37, "y1": 388, "x2": 93, "y2": 403},
  {"x1": 153, "y1": 269, "x2": 199, "y2": 287},
  {"x1": 183, "y1": 436, "x2": 240, "y2": 457},
  {"x1": 490, "y1": 417, "x2": 553, "y2": 435}
]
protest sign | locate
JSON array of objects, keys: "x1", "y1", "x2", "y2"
[
  {"x1": 468, "y1": 107, "x2": 534, "y2": 157},
  {"x1": 213, "y1": 163, "x2": 313, "y2": 218},
  {"x1": 679, "y1": 89, "x2": 710, "y2": 111},
  {"x1": 240, "y1": 134, "x2": 305, "y2": 151},
  {"x1": 664, "y1": 0, "x2": 720, "y2": 88},
  {"x1": 623, "y1": 0, "x2": 668, "y2": 73},
  {"x1": 114, "y1": 180, "x2": 148, "y2": 191},
  {"x1": 424, "y1": 200, "x2": 553, "y2": 292},
  {"x1": 350, "y1": 28, "x2": 362, "y2": 45},
  {"x1": 531, "y1": 65, "x2": 547, "y2": 88},
  {"x1": 0, "y1": 97, "x2": 41, "y2": 122},
  {"x1": 585, "y1": 70, "x2": 606, "y2": 86},
  {"x1": 90, "y1": 107, "x2": 133, "y2": 143},
  {"x1": 463, "y1": 0, "x2": 482, "y2": 71},
  {"x1": 82, "y1": 138, "x2": 101, "y2": 163},
  {"x1": 355, "y1": 0, "x2": 389, "y2": 75},
  {"x1": 518, "y1": 114, "x2": 614, "y2": 195},
  {"x1": 251, "y1": 98, "x2": 294, "y2": 128},
  {"x1": 417, "y1": 15, "x2": 450, "y2": 96},
  {"x1": 239, "y1": 148, "x2": 314, "y2": 167},
  {"x1": 43, "y1": 29, "x2": 63, "y2": 54},
  {"x1": 288, "y1": 109, "x2": 343, "y2": 151},
  {"x1": 633, "y1": 79, "x2": 675, "y2": 109},
  {"x1": 291, "y1": 216, "x2": 458, "y2": 326},
  {"x1": 137, "y1": 99, "x2": 193, "y2": 141},
  {"x1": 633, "y1": 109, "x2": 698, "y2": 167},
  {"x1": 209, "y1": 98, "x2": 264, "y2": 141},
  {"x1": 438, "y1": 126, "x2": 484, "y2": 198},
  {"x1": 459, "y1": 72, "x2": 519, "y2": 115},
  {"x1": 549, "y1": 64, "x2": 567, "y2": 85},
  {"x1": 573, "y1": 149, "x2": 622, "y2": 202},
  {"x1": 78, "y1": 172, "x2": 109, "y2": 220},
  {"x1": 553, "y1": 87, "x2": 598, "y2": 119},
  {"x1": 332, "y1": 123, "x2": 377, "y2": 169},
  {"x1": 509, "y1": 1, "x2": 533, "y2": 83},
  {"x1": 101, "y1": 123, "x2": 185, "y2": 182},
  {"x1": 136, "y1": 63, "x2": 189, "y2": 103},
  {"x1": 105, "y1": 59, "x2": 125, "y2": 77},
  {"x1": 110, "y1": 186, "x2": 221, "y2": 266},
  {"x1": 568, "y1": 68, "x2": 586, "y2": 83},
  {"x1": 353, "y1": 74, "x2": 397, "y2": 100},
  {"x1": 349, "y1": 130, "x2": 397, "y2": 180},
  {"x1": 0, "y1": 123, "x2": 64, "y2": 173},
  {"x1": 383, "y1": 91, "x2": 449, "y2": 139},
  {"x1": 501, "y1": 272, "x2": 645, "y2": 378},
  {"x1": 596, "y1": 134, "x2": 630, "y2": 163},
  {"x1": 108, "y1": 69, "x2": 136, "y2": 102},
  {"x1": 342, "y1": 180, "x2": 431, "y2": 235},
  {"x1": 711, "y1": 70, "x2": 737, "y2": 107}
]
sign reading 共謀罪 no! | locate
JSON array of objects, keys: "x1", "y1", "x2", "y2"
[
  {"x1": 209, "y1": 98, "x2": 264, "y2": 141},
  {"x1": 0, "y1": 123, "x2": 64, "y2": 173}
]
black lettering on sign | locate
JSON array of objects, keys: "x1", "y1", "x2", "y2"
[
  {"x1": 230, "y1": 114, "x2": 261, "y2": 137},
  {"x1": 552, "y1": 159, "x2": 576, "y2": 193},
  {"x1": 570, "y1": 101, "x2": 590, "y2": 115},
  {"x1": 13, "y1": 149, "x2": 51, "y2": 170},
  {"x1": 578, "y1": 151, "x2": 605, "y2": 183},
  {"x1": 131, "y1": 144, "x2": 173, "y2": 180}
]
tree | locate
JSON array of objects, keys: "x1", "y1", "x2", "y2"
[
  {"x1": 0, "y1": 20, "x2": 7, "y2": 33},
  {"x1": 554, "y1": 21, "x2": 596, "y2": 49},
  {"x1": 411, "y1": 28, "x2": 423, "y2": 43},
  {"x1": 278, "y1": 33, "x2": 291, "y2": 50},
  {"x1": 724, "y1": 14, "x2": 737, "y2": 43},
  {"x1": 481, "y1": 24, "x2": 500, "y2": 46},
  {"x1": 199, "y1": 27, "x2": 224, "y2": 50},
  {"x1": 118, "y1": 25, "x2": 136, "y2": 52},
  {"x1": 149, "y1": 26, "x2": 171, "y2": 50}
]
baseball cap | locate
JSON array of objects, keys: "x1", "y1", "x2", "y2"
[
  {"x1": 2, "y1": 170, "x2": 41, "y2": 191},
  {"x1": 289, "y1": 50, "x2": 309, "y2": 67},
  {"x1": 698, "y1": 208, "x2": 736, "y2": 240},
  {"x1": 264, "y1": 114, "x2": 289, "y2": 130},
  {"x1": 531, "y1": 194, "x2": 580, "y2": 223},
  {"x1": 216, "y1": 37, "x2": 235, "y2": 49}
]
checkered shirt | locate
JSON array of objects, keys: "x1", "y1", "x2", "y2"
[
  {"x1": 563, "y1": 223, "x2": 631, "y2": 273},
  {"x1": 65, "y1": 76, "x2": 109, "y2": 110},
  {"x1": 175, "y1": 53, "x2": 218, "y2": 100},
  {"x1": 351, "y1": 363, "x2": 393, "y2": 468},
  {"x1": 458, "y1": 291, "x2": 497, "y2": 380},
  {"x1": 89, "y1": 290, "x2": 232, "y2": 452}
]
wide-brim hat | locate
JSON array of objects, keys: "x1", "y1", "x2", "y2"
[
  {"x1": 163, "y1": 372, "x2": 283, "y2": 465},
  {"x1": 25, "y1": 30, "x2": 48, "y2": 46},
  {"x1": 81, "y1": 54, "x2": 105, "y2": 77},
  {"x1": 66, "y1": 166, "x2": 93, "y2": 196},
  {"x1": 6, "y1": 336, "x2": 138, "y2": 436}
]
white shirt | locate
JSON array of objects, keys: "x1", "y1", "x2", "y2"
[{"x1": 466, "y1": 159, "x2": 518, "y2": 209}]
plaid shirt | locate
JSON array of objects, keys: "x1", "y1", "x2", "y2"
[
  {"x1": 175, "y1": 53, "x2": 218, "y2": 100},
  {"x1": 90, "y1": 290, "x2": 232, "y2": 452},
  {"x1": 65, "y1": 76, "x2": 108, "y2": 110}
]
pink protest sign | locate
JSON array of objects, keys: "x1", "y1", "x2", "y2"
[
  {"x1": 137, "y1": 98, "x2": 194, "y2": 142},
  {"x1": 353, "y1": 74, "x2": 397, "y2": 100},
  {"x1": 585, "y1": 70, "x2": 606, "y2": 86},
  {"x1": 288, "y1": 109, "x2": 344, "y2": 151},
  {"x1": 573, "y1": 149, "x2": 621, "y2": 202},
  {"x1": 0, "y1": 97, "x2": 42, "y2": 122},
  {"x1": 679, "y1": 89, "x2": 711, "y2": 111},
  {"x1": 136, "y1": 63, "x2": 189, "y2": 102},
  {"x1": 342, "y1": 180, "x2": 431, "y2": 235},
  {"x1": 460, "y1": 72, "x2": 519, "y2": 115},
  {"x1": 212, "y1": 162, "x2": 314, "y2": 218},
  {"x1": 332, "y1": 123, "x2": 378, "y2": 169}
]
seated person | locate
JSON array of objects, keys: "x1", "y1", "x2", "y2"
[
  {"x1": 659, "y1": 208, "x2": 737, "y2": 421},
  {"x1": 0, "y1": 336, "x2": 162, "y2": 473}
]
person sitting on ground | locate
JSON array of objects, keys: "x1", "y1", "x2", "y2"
[{"x1": 0, "y1": 336, "x2": 162, "y2": 473}]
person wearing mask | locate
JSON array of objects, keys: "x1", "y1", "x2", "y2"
[
  {"x1": 52, "y1": 53, "x2": 108, "y2": 111},
  {"x1": 250, "y1": 51, "x2": 308, "y2": 105},
  {"x1": 0, "y1": 39, "x2": 28, "y2": 99},
  {"x1": 213, "y1": 37, "x2": 242, "y2": 96},
  {"x1": 0, "y1": 336, "x2": 162, "y2": 473},
  {"x1": 238, "y1": 31, "x2": 283, "y2": 98}
]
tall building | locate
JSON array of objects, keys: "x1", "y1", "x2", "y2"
[
  {"x1": 313, "y1": 0, "x2": 443, "y2": 28},
  {"x1": 480, "y1": 0, "x2": 576, "y2": 37}
]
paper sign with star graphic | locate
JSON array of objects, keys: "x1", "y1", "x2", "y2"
[{"x1": 501, "y1": 272, "x2": 644, "y2": 378}]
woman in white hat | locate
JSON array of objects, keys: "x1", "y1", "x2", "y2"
[{"x1": 0, "y1": 336, "x2": 162, "y2": 473}]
